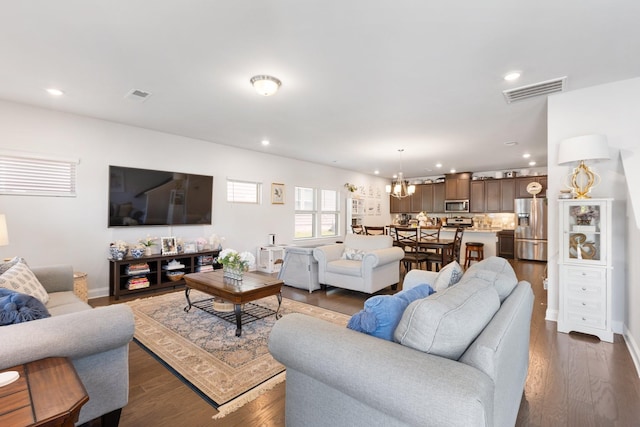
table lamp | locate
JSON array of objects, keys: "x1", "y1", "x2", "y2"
[
  {"x1": 0, "y1": 214, "x2": 8, "y2": 246},
  {"x1": 557, "y1": 134, "x2": 610, "y2": 199}
]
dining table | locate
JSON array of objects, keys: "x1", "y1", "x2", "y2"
[{"x1": 416, "y1": 238, "x2": 455, "y2": 270}]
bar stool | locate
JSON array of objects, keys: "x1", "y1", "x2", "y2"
[{"x1": 464, "y1": 242, "x2": 484, "y2": 269}]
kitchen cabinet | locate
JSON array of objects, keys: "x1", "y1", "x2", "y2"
[
  {"x1": 432, "y1": 183, "x2": 445, "y2": 212},
  {"x1": 411, "y1": 184, "x2": 430, "y2": 213},
  {"x1": 558, "y1": 198, "x2": 613, "y2": 342},
  {"x1": 516, "y1": 176, "x2": 547, "y2": 198},
  {"x1": 497, "y1": 230, "x2": 515, "y2": 259},
  {"x1": 486, "y1": 178, "x2": 515, "y2": 212},
  {"x1": 470, "y1": 180, "x2": 485, "y2": 213},
  {"x1": 390, "y1": 193, "x2": 412, "y2": 213},
  {"x1": 445, "y1": 172, "x2": 471, "y2": 200}
]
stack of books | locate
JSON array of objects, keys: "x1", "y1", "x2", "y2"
[
  {"x1": 196, "y1": 255, "x2": 215, "y2": 272},
  {"x1": 196, "y1": 264, "x2": 214, "y2": 272},
  {"x1": 127, "y1": 276, "x2": 150, "y2": 290},
  {"x1": 126, "y1": 263, "x2": 151, "y2": 276}
]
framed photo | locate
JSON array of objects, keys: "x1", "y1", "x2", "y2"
[
  {"x1": 161, "y1": 237, "x2": 178, "y2": 255},
  {"x1": 183, "y1": 242, "x2": 196, "y2": 254},
  {"x1": 271, "y1": 183, "x2": 285, "y2": 204}
]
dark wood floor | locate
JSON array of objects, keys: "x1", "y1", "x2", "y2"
[{"x1": 91, "y1": 260, "x2": 640, "y2": 427}]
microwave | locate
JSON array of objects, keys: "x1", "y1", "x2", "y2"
[{"x1": 445, "y1": 200, "x2": 470, "y2": 213}]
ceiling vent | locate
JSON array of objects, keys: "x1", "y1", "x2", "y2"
[
  {"x1": 124, "y1": 89, "x2": 152, "y2": 102},
  {"x1": 503, "y1": 77, "x2": 567, "y2": 103}
]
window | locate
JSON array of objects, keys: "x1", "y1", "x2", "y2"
[
  {"x1": 294, "y1": 187, "x2": 340, "y2": 239},
  {"x1": 227, "y1": 179, "x2": 261, "y2": 203},
  {"x1": 0, "y1": 151, "x2": 78, "y2": 197}
]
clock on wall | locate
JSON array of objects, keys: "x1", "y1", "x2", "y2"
[{"x1": 526, "y1": 181, "x2": 543, "y2": 197}]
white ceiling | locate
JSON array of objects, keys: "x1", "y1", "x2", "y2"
[{"x1": 1, "y1": 1, "x2": 639, "y2": 179}]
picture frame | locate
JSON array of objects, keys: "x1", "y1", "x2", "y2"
[
  {"x1": 183, "y1": 242, "x2": 197, "y2": 254},
  {"x1": 271, "y1": 183, "x2": 285, "y2": 204},
  {"x1": 161, "y1": 237, "x2": 178, "y2": 255}
]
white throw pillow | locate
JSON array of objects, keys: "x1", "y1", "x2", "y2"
[
  {"x1": 342, "y1": 247, "x2": 366, "y2": 261},
  {"x1": 432, "y1": 261, "x2": 463, "y2": 291},
  {"x1": 0, "y1": 258, "x2": 49, "y2": 304}
]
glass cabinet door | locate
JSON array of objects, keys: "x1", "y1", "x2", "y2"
[{"x1": 561, "y1": 200, "x2": 607, "y2": 265}]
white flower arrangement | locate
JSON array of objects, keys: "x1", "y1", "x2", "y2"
[
  {"x1": 110, "y1": 240, "x2": 128, "y2": 251},
  {"x1": 138, "y1": 235, "x2": 157, "y2": 247},
  {"x1": 218, "y1": 248, "x2": 255, "y2": 271}
]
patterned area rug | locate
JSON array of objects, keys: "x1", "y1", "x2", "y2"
[{"x1": 126, "y1": 290, "x2": 350, "y2": 418}]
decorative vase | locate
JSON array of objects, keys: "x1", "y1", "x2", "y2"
[
  {"x1": 109, "y1": 247, "x2": 128, "y2": 260},
  {"x1": 223, "y1": 264, "x2": 244, "y2": 280},
  {"x1": 131, "y1": 247, "x2": 145, "y2": 258},
  {"x1": 144, "y1": 246, "x2": 153, "y2": 256}
]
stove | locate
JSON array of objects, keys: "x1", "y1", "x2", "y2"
[{"x1": 443, "y1": 217, "x2": 473, "y2": 228}]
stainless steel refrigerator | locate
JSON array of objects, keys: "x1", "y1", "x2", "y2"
[{"x1": 515, "y1": 198, "x2": 548, "y2": 261}]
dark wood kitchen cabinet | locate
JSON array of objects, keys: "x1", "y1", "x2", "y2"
[
  {"x1": 516, "y1": 176, "x2": 547, "y2": 198},
  {"x1": 432, "y1": 183, "x2": 445, "y2": 212},
  {"x1": 445, "y1": 172, "x2": 471, "y2": 200},
  {"x1": 409, "y1": 183, "x2": 446, "y2": 213},
  {"x1": 470, "y1": 180, "x2": 485, "y2": 213},
  {"x1": 486, "y1": 178, "x2": 515, "y2": 212},
  {"x1": 497, "y1": 230, "x2": 515, "y2": 259},
  {"x1": 390, "y1": 193, "x2": 412, "y2": 213}
]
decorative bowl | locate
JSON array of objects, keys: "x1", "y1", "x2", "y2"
[
  {"x1": 166, "y1": 272, "x2": 184, "y2": 282},
  {"x1": 130, "y1": 247, "x2": 145, "y2": 258}
]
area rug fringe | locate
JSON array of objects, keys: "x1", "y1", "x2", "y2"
[{"x1": 212, "y1": 371, "x2": 286, "y2": 419}]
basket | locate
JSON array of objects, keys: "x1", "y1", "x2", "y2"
[{"x1": 166, "y1": 272, "x2": 185, "y2": 282}]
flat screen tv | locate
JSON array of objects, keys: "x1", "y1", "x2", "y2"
[{"x1": 108, "y1": 165, "x2": 213, "y2": 227}]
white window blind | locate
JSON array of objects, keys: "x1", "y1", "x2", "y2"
[
  {"x1": 0, "y1": 152, "x2": 78, "y2": 197},
  {"x1": 226, "y1": 179, "x2": 261, "y2": 203}
]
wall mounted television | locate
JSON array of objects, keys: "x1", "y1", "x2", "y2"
[{"x1": 108, "y1": 165, "x2": 213, "y2": 227}]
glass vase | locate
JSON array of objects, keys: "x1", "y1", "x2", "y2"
[{"x1": 223, "y1": 265, "x2": 244, "y2": 280}]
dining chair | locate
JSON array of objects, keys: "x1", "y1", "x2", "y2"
[
  {"x1": 364, "y1": 226, "x2": 386, "y2": 236},
  {"x1": 390, "y1": 226, "x2": 429, "y2": 272},
  {"x1": 351, "y1": 224, "x2": 365, "y2": 235},
  {"x1": 426, "y1": 227, "x2": 464, "y2": 272}
]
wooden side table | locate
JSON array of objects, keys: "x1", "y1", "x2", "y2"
[{"x1": 0, "y1": 357, "x2": 89, "y2": 427}]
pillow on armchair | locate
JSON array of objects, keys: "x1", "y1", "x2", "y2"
[
  {"x1": 0, "y1": 288, "x2": 51, "y2": 325},
  {"x1": 347, "y1": 284, "x2": 435, "y2": 341}
]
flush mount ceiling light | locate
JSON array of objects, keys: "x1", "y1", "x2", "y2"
[
  {"x1": 504, "y1": 71, "x2": 521, "y2": 81},
  {"x1": 250, "y1": 75, "x2": 282, "y2": 96},
  {"x1": 46, "y1": 88, "x2": 64, "y2": 96}
]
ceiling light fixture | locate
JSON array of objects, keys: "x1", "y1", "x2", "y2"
[
  {"x1": 523, "y1": 153, "x2": 531, "y2": 158},
  {"x1": 250, "y1": 75, "x2": 282, "y2": 96},
  {"x1": 435, "y1": 163, "x2": 442, "y2": 168},
  {"x1": 46, "y1": 88, "x2": 64, "y2": 96},
  {"x1": 529, "y1": 161, "x2": 537, "y2": 166},
  {"x1": 374, "y1": 170, "x2": 379, "y2": 175},
  {"x1": 385, "y1": 149, "x2": 415, "y2": 199},
  {"x1": 261, "y1": 139, "x2": 270, "y2": 146},
  {"x1": 450, "y1": 169, "x2": 456, "y2": 173},
  {"x1": 504, "y1": 71, "x2": 521, "y2": 81},
  {"x1": 504, "y1": 141, "x2": 518, "y2": 146}
]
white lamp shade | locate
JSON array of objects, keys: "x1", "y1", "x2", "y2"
[
  {"x1": 0, "y1": 214, "x2": 8, "y2": 246},
  {"x1": 558, "y1": 134, "x2": 610, "y2": 165}
]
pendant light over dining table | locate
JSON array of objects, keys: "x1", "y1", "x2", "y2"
[{"x1": 386, "y1": 149, "x2": 415, "y2": 199}]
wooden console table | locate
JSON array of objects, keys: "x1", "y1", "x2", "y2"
[{"x1": 0, "y1": 357, "x2": 89, "y2": 427}]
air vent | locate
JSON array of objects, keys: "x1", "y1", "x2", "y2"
[
  {"x1": 503, "y1": 77, "x2": 567, "y2": 103},
  {"x1": 124, "y1": 89, "x2": 152, "y2": 102}
]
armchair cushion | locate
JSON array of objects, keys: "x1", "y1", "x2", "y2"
[
  {"x1": 347, "y1": 284, "x2": 435, "y2": 340},
  {"x1": 0, "y1": 288, "x2": 50, "y2": 325},
  {"x1": 0, "y1": 258, "x2": 49, "y2": 304}
]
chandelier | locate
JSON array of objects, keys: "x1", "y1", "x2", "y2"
[{"x1": 385, "y1": 149, "x2": 416, "y2": 199}]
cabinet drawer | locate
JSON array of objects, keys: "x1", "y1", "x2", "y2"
[
  {"x1": 564, "y1": 267, "x2": 605, "y2": 282},
  {"x1": 566, "y1": 311, "x2": 606, "y2": 329},
  {"x1": 565, "y1": 297, "x2": 604, "y2": 314},
  {"x1": 565, "y1": 281, "x2": 605, "y2": 298}
]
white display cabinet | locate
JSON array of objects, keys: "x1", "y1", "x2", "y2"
[
  {"x1": 256, "y1": 246, "x2": 286, "y2": 274},
  {"x1": 558, "y1": 198, "x2": 613, "y2": 342},
  {"x1": 346, "y1": 197, "x2": 364, "y2": 232}
]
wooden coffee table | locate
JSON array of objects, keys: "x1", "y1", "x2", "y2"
[
  {"x1": 183, "y1": 270, "x2": 283, "y2": 337},
  {"x1": 0, "y1": 357, "x2": 89, "y2": 427}
]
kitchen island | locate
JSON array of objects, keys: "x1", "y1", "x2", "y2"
[{"x1": 439, "y1": 227, "x2": 509, "y2": 261}]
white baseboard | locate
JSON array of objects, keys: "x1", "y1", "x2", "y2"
[
  {"x1": 623, "y1": 325, "x2": 640, "y2": 378},
  {"x1": 545, "y1": 308, "x2": 558, "y2": 322}
]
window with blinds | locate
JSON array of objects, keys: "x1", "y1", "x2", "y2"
[
  {"x1": 226, "y1": 179, "x2": 261, "y2": 203},
  {"x1": 0, "y1": 151, "x2": 79, "y2": 197}
]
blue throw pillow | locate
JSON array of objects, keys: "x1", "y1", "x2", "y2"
[
  {"x1": 347, "y1": 284, "x2": 435, "y2": 341},
  {"x1": 0, "y1": 288, "x2": 51, "y2": 326}
]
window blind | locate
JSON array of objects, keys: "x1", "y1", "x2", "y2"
[{"x1": 0, "y1": 152, "x2": 78, "y2": 197}]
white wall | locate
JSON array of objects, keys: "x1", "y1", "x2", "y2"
[
  {"x1": 547, "y1": 77, "x2": 640, "y2": 374},
  {"x1": 0, "y1": 100, "x2": 390, "y2": 297}
]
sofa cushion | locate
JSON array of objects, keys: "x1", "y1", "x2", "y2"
[
  {"x1": 0, "y1": 258, "x2": 50, "y2": 305},
  {"x1": 0, "y1": 288, "x2": 51, "y2": 325},
  {"x1": 462, "y1": 256, "x2": 518, "y2": 302},
  {"x1": 394, "y1": 278, "x2": 500, "y2": 360},
  {"x1": 46, "y1": 291, "x2": 92, "y2": 316},
  {"x1": 342, "y1": 247, "x2": 366, "y2": 261},
  {"x1": 433, "y1": 261, "x2": 463, "y2": 291},
  {"x1": 347, "y1": 284, "x2": 435, "y2": 340}
]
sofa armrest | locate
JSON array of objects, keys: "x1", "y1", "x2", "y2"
[
  {"x1": 361, "y1": 246, "x2": 404, "y2": 270},
  {"x1": 0, "y1": 304, "x2": 135, "y2": 369},
  {"x1": 402, "y1": 269, "x2": 439, "y2": 290},
  {"x1": 269, "y1": 313, "x2": 494, "y2": 426},
  {"x1": 313, "y1": 244, "x2": 345, "y2": 265},
  {"x1": 31, "y1": 264, "x2": 74, "y2": 293}
]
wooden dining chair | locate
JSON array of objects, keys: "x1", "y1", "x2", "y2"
[
  {"x1": 364, "y1": 226, "x2": 386, "y2": 236},
  {"x1": 351, "y1": 224, "x2": 365, "y2": 235},
  {"x1": 390, "y1": 226, "x2": 429, "y2": 272},
  {"x1": 426, "y1": 227, "x2": 464, "y2": 272}
]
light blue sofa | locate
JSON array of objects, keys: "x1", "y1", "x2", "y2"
[
  {"x1": 0, "y1": 265, "x2": 134, "y2": 426},
  {"x1": 269, "y1": 257, "x2": 534, "y2": 427}
]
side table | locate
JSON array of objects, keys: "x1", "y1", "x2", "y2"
[
  {"x1": 0, "y1": 357, "x2": 89, "y2": 427},
  {"x1": 73, "y1": 271, "x2": 88, "y2": 302}
]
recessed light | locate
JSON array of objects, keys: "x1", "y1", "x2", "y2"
[
  {"x1": 504, "y1": 72, "x2": 521, "y2": 81},
  {"x1": 523, "y1": 153, "x2": 531, "y2": 158},
  {"x1": 261, "y1": 139, "x2": 270, "y2": 146},
  {"x1": 46, "y1": 88, "x2": 64, "y2": 96},
  {"x1": 392, "y1": 174, "x2": 398, "y2": 179},
  {"x1": 529, "y1": 161, "x2": 537, "y2": 166},
  {"x1": 374, "y1": 170, "x2": 379, "y2": 175},
  {"x1": 504, "y1": 141, "x2": 518, "y2": 146},
  {"x1": 435, "y1": 163, "x2": 442, "y2": 168},
  {"x1": 450, "y1": 169, "x2": 456, "y2": 173}
]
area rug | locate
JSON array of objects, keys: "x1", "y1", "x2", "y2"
[{"x1": 126, "y1": 290, "x2": 350, "y2": 418}]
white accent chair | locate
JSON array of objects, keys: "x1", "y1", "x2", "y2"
[{"x1": 312, "y1": 234, "x2": 404, "y2": 293}]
